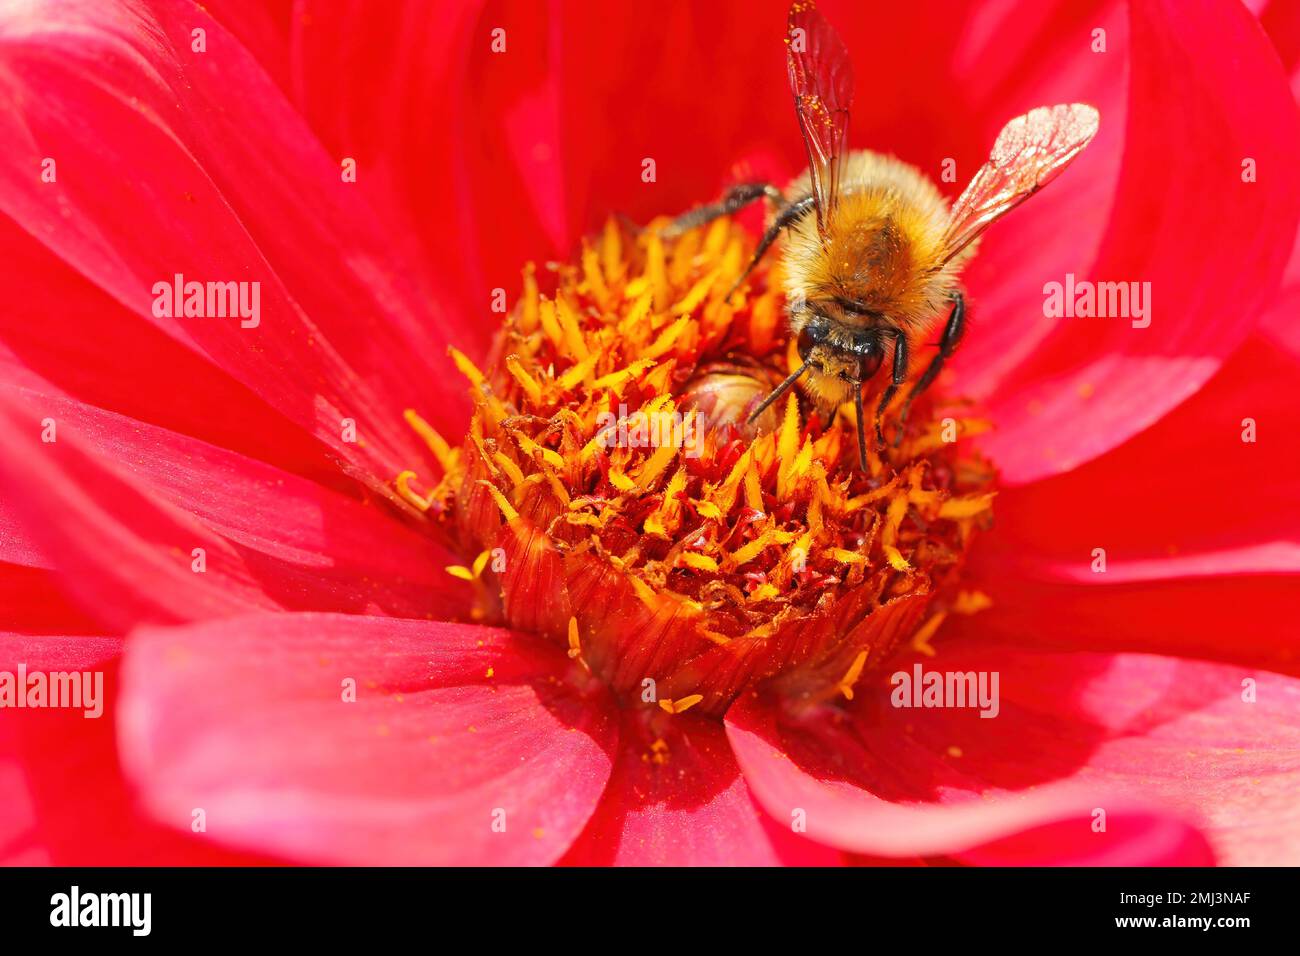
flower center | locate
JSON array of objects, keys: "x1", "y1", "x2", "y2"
[{"x1": 398, "y1": 215, "x2": 995, "y2": 718}]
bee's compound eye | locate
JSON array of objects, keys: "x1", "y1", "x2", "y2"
[
  {"x1": 796, "y1": 325, "x2": 820, "y2": 363},
  {"x1": 856, "y1": 348, "x2": 884, "y2": 382}
]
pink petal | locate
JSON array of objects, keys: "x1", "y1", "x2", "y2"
[
  {"x1": 1258, "y1": 0, "x2": 1300, "y2": 87},
  {"x1": 0, "y1": 564, "x2": 103, "y2": 635},
  {"x1": 0, "y1": 0, "x2": 471, "y2": 501},
  {"x1": 289, "y1": 0, "x2": 546, "y2": 338},
  {"x1": 1258, "y1": 246, "x2": 1300, "y2": 359},
  {"x1": 118, "y1": 613, "x2": 619, "y2": 865},
  {"x1": 958, "y1": 810, "x2": 1215, "y2": 866},
  {"x1": 0, "y1": 634, "x2": 273, "y2": 864},
  {"x1": 948, "y1": 569, "x2": 1300, "y2": 681},
  {"x1": 943, "y1": 0, "x2": 1129, "y2": 399},
  {"x1": 0, "y1": 497, "x2": 49, "y2": 570},
  {"x1": 200, "y1": 0, "x2": 294, "y2": 91},
  {"x1": 975, "y1": 0, "x2": 1300, "y2": 484},
  {"x1": 561, "y1": 709, "x2": 840, "y2": 866},
  {"x1": 1256, "y1": 0, "x2": 1300, "y2": 359},
  {"x1": 732, "y1": 641, "x2": 1297, "y2": 864},
  {"x1": 953, "y1": 336, "x2": 1300, "y2": 678},
  {"x1": 0, "y1": 216, "x2": 347, "y2": 490},
  {"x1": 981, "y1": 336, "x2": 1300, "y2": 578},
  {"x1": 0, "y1": 386, "x2": 470, "y2": 629}
]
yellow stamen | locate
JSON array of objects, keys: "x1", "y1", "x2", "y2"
[
  {"x1": 592, "y1": 357, "x2": 656, "y2": 391},
  {"x1": 952, "y1": 590, "x2": 993, "y2": 614},
  {"x1": 608, "y1": 463, "x2": 637, "y2": 492},
  {"x1": 582, "y1": 244, "x2": 610, "y2": 307},
  {"x1": 402, "y1": 409, "x2": 456, "y2": 473},
  {"x1": 659, "y1": 694, "x2": 704, "y2": 715},
  {"x1": 394, "y1": 470, "x2": 432, "y2": 512},
  {"x1": 616, "y1": 290, "x2": 654, "y2": 337},
  {"x1": 939, "y1": 492, "x2": 997, "y2": 519},
  {"x1": 555, "y1": 294, "x2": 590, "y2": 361},
  {"x1": 538, "y1": 297, "x2": 565, "y2": 353},
  {"x1": 493, "y1": 452, "x2": 526, "y2": 487},
  {"x1": 505, "y1": 354, "x2": 544, "y2": 407},
  {"x1": 881, "y1": 491, "x2": 913, "y2": 571},
  {"x1": 645, "y1": 231, "x2": 670, "y2": 311},
  {"x1": 515, "y1": 433, "x2": 566, "y2": 470},
  {"x1": 447, "y1": 347, "x2": 485, "y2": 389},
  {"x1": 742, "y1": 458, "x2": 764, "y2": 512},
  {"x1": 634, "y1": 435, "x2": 678, "y2": 489},
  {"x1": 838, "y1": 650, "x2": 869, "y2": 700},
  {"x1": 643, "y1": 316, "x2": 691, "y2": 360},
  {"x1": 557, "y1": 352, "x2": 600, "y2": 390},
  {"x1": 678, "y1": 552, "x2": 719, "y2": 572},
  {"x1": 478, "y1": 480, "x2": 519, "y2": 522},
  {"x1": 910, "y1": 610, "x2": 948, "y2": 657},
  {"x1": 567, "y1": 617, "x2": 582, "y2": 659},
  {"x1": 671, "y1": 268, "x2": 720, "y2": 315},
  {"x1": 520, "y1": 262, "x2": 540, "y2": 334},
  {"x1": 601, "y1": 217, "x2": 623, "y2": 285}
]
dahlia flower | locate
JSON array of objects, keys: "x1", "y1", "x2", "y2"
[{"x1": 1, "y1": 0, "x2": 1298, "y2": 868}]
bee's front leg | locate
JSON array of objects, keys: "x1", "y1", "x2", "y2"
[
  {"x1": 893, "y1": 291, "x2": 967, "y2": 447},
  {"x1": 724, "y1": 193, "x2": 817, "y2": 302},
  {"x1": 662, "y1": 182, "x2": 783, "y2": 238},
  {"x1": 874, "y1": 329, "x2": 909, "y2": 449}
]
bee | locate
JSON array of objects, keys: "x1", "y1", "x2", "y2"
[{"x1": 666, "y1": 1, "x2": 1099, "y2": 468}]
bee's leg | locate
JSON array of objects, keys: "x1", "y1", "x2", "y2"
[
  {"x1": 853, "y1": 382, "x2": 868, "y2": 471},
  {"x1": 893, "y1": 291, "x2": 966, "y2": 447},
  {"x1": 662, "y1": 182, "x2": 782, "y2": 239},
  {"x1": 874, "y1": 329, "x2": 909, "y2": 449},
  {"x1": 724, "y1": 194, "x2": 817, "y2": 302}
]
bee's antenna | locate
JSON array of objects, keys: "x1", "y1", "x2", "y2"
[
  {"x1": 746, "y1": 361, "x2": 810, "y2": 425},
  {"x1": 853, "y1": 381, "x2": 868, "y2": 471}
]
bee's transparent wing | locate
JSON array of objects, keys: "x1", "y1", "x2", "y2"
[
  {"x1": 942, "y1": 104, "x2": 1100, "y2": 264},
  {"x1": 786, "y1": 1, "x2": 854, "y2": 245}
]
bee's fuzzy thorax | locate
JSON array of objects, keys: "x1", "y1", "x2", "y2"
[{"x1": 782, "y1": 149, "x2": 970, "y2": 338}]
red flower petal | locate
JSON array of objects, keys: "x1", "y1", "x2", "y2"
[
  {"x1": 118, "y1": 613, "x2": 619, "y2": 865},
  {"x1": 0, "y1": 635, "x2": 272, "y2": 864},
  {"x1": 561, "y1": 709, "x2": 839, "y2": 866},
  {"x1": 0, "y1": 565, "x2": 104, "y2": 635},
  {"x1": 0, "y1": 217, "x2": 346, "y2": 491},
  {"x1": 949, "y1": 569, "x2": 1300, "y2": 681},
  {"x1": 1256, "y1": 0, "x2": 1300, "y2": 360},
  {"x1": 955, "y1": 336, "x2": 1300, "y2": 678},
  {"x1": 945, "y1": 1, "x2": 1128, "y2": 400},
  {"x1": 982, "y1": 336, "x2": 1300, "y2": 577},
  {"x1": 732, "y1": 640, "x2": 1298, "y2": 864},
  {"x1": 975, "y1": 0, "x2": 1300, "y2": 484},
  {"x1": 0, "y1": 497, "x2": 48, "y2": 570},
  {"x1": 0, "y1": 387, "x2": 470, "y2": 629},
  {"x1": 727, "y1": 695, "x2": 1212, "y2": 865},
  {"x1": 1258, "y1": 0, "x2": 1300, "y2": 84},
  {"x1": 957, "y1": 809, "x2": 1215, "y2": 866},
  {"x1": 289, "y1": 0, "x2": 550, "y2": 340},
  {"x1": 0, "y1": 0, "x2": 470, "y2": 500},
  {"x1": 199, "y1": 0, "x2": 294, "y2": 91}
]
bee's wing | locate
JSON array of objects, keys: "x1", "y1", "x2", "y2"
[
  {"x1": 786, "y1": 1, "x2": 854, "y2": 245},
  {"x1": 942, "y1": 104, "x2": 1100, "y2": 264}
]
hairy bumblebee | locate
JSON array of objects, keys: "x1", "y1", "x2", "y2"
[{"x1": 667, "y1": 1, "x2": 1099, "y2": 467}]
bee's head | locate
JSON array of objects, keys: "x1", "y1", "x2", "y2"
[{"x1": 796, "y1": 309, "x2": 885, "y2": 384}]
